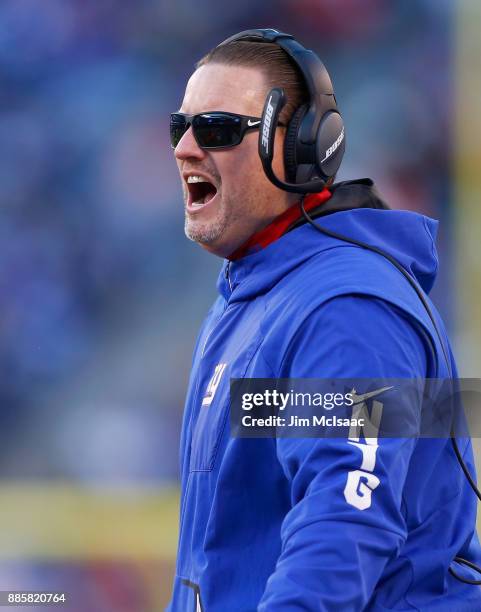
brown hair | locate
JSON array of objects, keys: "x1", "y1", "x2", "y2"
[{"x1": 195, "y1": 41, "x2": 308, "y2": 125}]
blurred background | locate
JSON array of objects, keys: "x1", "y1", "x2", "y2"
[{"x1": 0, "y1": 0, "x2": 479, "y2": 610}]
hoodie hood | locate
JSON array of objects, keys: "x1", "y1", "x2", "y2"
[{"x1": 217, "y1": 179, "x2": 439, "y2": 302}]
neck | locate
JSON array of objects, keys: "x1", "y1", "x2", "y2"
[{"x1": 227, "y1": 189, "x2": 332, "y2": 261}]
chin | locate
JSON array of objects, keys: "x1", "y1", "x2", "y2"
[{"x1": 185, "y1": 221, "x2": 222, "y2": 250}]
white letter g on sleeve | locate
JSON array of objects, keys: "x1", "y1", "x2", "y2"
[{"x1": 344, "y1": 470, "x2": 380, "y2": 511}]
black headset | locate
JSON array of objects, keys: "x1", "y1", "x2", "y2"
[
  {"x1": 218, "y1": 28, "x2": 481, "y2": 585},
  {"x1": 217, "y1": 28, "x2": 345, "y2": 193}
]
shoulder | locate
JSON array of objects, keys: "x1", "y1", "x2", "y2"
[
  {"x1": 263, "y1": 240, "x2": 437, "y2": 351},
  {"x1": 265, "y1": 241, "x2": 415, "y2": 316},
  {"x1": 261, "y1": 293, "x2": 431, "y2": 378}
]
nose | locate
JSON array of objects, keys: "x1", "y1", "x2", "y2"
[{"x1": 174, "y1": 126, "x2": 206, "y2": 162}]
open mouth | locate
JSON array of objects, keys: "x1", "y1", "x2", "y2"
[{"x1": 186, "y1": 175, "x2": 218, "y2": 210}]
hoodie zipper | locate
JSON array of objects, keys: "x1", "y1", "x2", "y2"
[
  {"x1": 225, "y1": 261, "x2": 232, "y2": 293},
  {"x1": 200, "y1": 272, "x2": 232, "y2": 359},
  {"x1": 200, "y1": 262, "x2": 232, "y2": 358}
]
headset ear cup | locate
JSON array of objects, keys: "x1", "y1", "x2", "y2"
[{"x1": 283, "y1": 105, "x2": 308, "y2": 183}]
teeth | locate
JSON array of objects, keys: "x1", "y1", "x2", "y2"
[{"x1": 187, "y1": 175, "x2": 208, "y2": 183}]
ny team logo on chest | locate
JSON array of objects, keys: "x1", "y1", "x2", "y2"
[{"x1": 202, "y1": 363, "x2": 227, "y2": 407}]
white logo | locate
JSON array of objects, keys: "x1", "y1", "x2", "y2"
[
  {"x1": 201, "y1": 363, "x2": 227, "y2": 407},
  {"x1": 261, "y1": 96, "x2": 275, "y2": 154},
  {"x1": 247, "y1": 119, "x2": 260, "y2": 127},
  {"x1": 351, "y1": 386, "x2": 393, "y2": 405},
  {"x1": 343, "y1": 386, "x2": 392, "y2": 510},
  {"x1": 321, "y1": 126, "x2": 345, "y2": 163}
]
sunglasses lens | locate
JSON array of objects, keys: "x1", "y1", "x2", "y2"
[
  {"x1": 193, "y1": 114, "x2": 242, "y2": 148},
  {"x1": 170, "y1": 114, "x2": 188, "y2": 148}
]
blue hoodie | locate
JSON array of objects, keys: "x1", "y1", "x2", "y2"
[{"x1": 167, "y1": 180, "x2": 481, "y2": 611}]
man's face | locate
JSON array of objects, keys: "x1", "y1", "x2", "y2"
[{"x1": 174, "y1": 63, "x2": 294, "y2": 257}]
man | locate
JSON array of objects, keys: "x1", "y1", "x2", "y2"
[{"x1": 167, "y1": 29, "x2": 481, "y2": 611}]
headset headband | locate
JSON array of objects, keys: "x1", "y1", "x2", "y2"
[{"x1": 217, "y1": 28, "x2": 337, "y2": 145}]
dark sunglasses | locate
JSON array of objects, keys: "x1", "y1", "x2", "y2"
[{"x1": 170, "y1": 111, "x2": 285, "y2": 150}]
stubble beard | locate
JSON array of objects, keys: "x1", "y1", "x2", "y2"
[
  {"x1": 184, "y1": 192, "x2": 243, "y2": 247},
  {"x1": 184, "y1": 201, "x2": 227, "y2": 245}
]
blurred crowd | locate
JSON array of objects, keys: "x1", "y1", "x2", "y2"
[{"x1": 0, "y1": 0, "x2": 453, "y2": 607}]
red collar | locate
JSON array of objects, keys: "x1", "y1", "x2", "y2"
[{"x1": 228, "y1": 189, "x2": 332, "y2": 261}]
